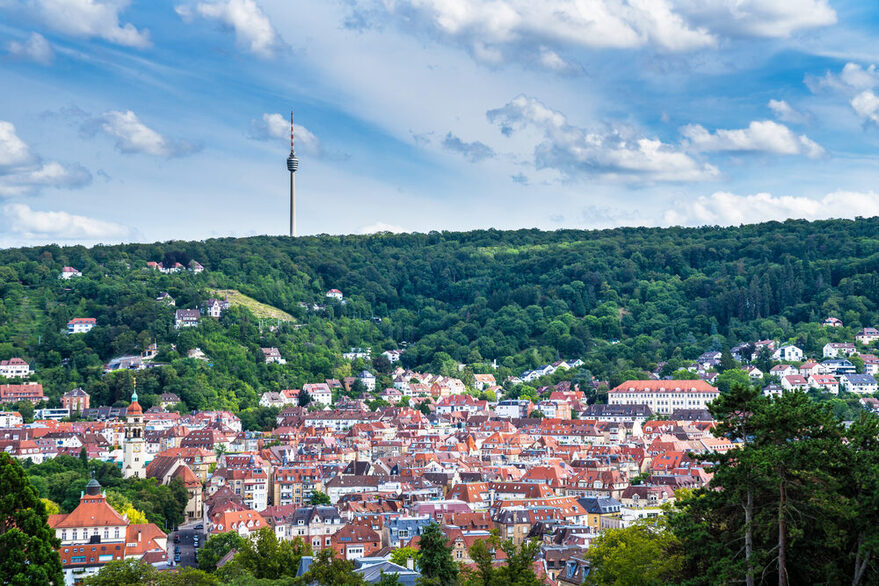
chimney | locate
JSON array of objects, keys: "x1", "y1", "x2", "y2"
[{"x1": 137, "y1": 530, "x2": 142, "y2": 543}]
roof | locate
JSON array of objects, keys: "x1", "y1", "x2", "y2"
[
  {"x1": 48, "y1": 493, "x2": 127, "y2": 529},
  {"x1": 610, "y1": 380, "x2": 718, "y2": 394},
  {"x1": 844, "y1": 374, "x2": 878, "y2": 384}
]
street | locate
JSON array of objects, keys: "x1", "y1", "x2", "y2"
[{"x1": 168, "y1": 523, "x2": 204, "y2": 568}]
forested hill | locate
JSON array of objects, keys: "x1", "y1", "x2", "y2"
[{"x1": 2, "y1": 217, "x2": 879, "y2": 414}]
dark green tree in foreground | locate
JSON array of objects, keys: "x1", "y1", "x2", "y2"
[
  {"x1": 668, "y1": 387, "x2": 879, "y2": 586},
  {"x1": 308, "y1": 490, "x2": 332, "y2": 506},
  {"x1": 0, "y1": 452, "x2": 64, "y2": 586},
  {"x1": 417, "y1": 522, "x2": 458, "y2": 586},
  {"x1": 299, "y1": 548, "x2": 367, "y2": 585},
  {"x1": 85, "y1": 558, "x2": 219, "y2": 585},
  {"x1": 228, "y1": 527, "x2": 310, "y2": 580},
  {"x1": 465, "y1": 532, "x2": 543, "y2": 586},
  {"x1": 198, "y1": 531, "x2": 246, "y2": 572},
  {"x1": 585, "y1": 517, "x2": 682, "y2": 586}
]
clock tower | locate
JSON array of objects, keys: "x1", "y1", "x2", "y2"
[{"x1": 122, "y1": 383, "x2": 145, "y2": 479}]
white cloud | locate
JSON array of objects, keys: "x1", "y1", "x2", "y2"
[
  {"x1": 851, "y1": 91, "x2": 879, "y2": 124},
  {"x1": 681, "y1": 120, "x2": 823, "y2": 158},
  {"x1": 3, "y1": 203, "x2": 129, "y2": 239},
  {"x1": 487, "y1": 94, "x2": 718, "y2": 182},
  {"x1": 343, "y1": 0, "x2": 836, "y2": 70},
  {"x1": 248, "y1": 113, "x2": 325, "y2": 157},
  {"x1": 441, "y1": 132, "x2": 495, "y2": 162},
  {"x1": 86, "y1": 110, "x2": 199, "y2": 157},
  {"x1": 664, "y1": 190, "x2": 879, "y2": 226},
  {"x1": 347, "y1": 0, "x2": 714, "y2": 62},
  {"x1": 176, "y1": 0, "x2": 280, "y2": 57},
  {"x1": 768, "y1": 99, "x2": 806, "y2": 124},
  {"x1": 807, "y1": 62, "x2": 879, "y2": 94},
  {"x1": 0, "y1": 121, "x2": 34, "y2": 168},
  {"x1": 6, "y1": 32, "x2": 54, "y2": 64},
  {"x1": 16, "y1": 0, "x2": 150, "y2": 48},
  {"x1": 679, "y1": 0, "x2": 836, "y2": 39},
  {"x1": 0, "y1": 120, "x2": 91, "y2": 196}
]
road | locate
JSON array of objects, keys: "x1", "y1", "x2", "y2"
[{"x1": 168, "y1": 523, "x2": 205, "y2": 568}]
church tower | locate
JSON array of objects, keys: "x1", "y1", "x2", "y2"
[{"x1": 122, "y1": 383, "x2": 146, "y2": 479}]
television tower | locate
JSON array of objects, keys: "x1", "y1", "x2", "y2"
[{"x1": 286, "y1": 111, "x2": 299, "y2": 237}]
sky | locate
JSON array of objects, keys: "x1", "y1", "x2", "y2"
[{"x1": 1, "y1": 0, "x2": 879, "y2": 247}]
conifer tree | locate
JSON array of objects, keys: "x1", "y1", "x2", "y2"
[{"x1": 0, "y1": 453, "x2": 64, "y2": 586}]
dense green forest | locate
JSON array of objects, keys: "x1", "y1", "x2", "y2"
[{"x1": 1, "y1": 218, "x2": 878, "y2": 414}]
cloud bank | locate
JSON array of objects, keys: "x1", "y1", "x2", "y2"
[
  {"x1": 3, "y1": 203, "x2": 129, "y2": 239},
  {"x1": 665, "y1": 190, "x2": 879, "y2": 226},
  {"x1": 681, "y1": 120, "x2": 823, "y2": 158},
  {"x1": 488, "y1": 95, "x2": 718, "y2": 182},
  {"x1": 83, "y1": 110, "x2": 200, "y2": 157},
  {"x1": 12, "y1": 0, "x2": 150, "y2": 48},
  {"x1": 6, "y1": 32, "x2": 54, "y2": 64},
  {"x1": 0, "y1": 120, "x2": 91, "y2": 196}
]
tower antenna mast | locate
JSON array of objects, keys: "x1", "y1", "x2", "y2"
[{"x1": 286, "y1": 110, "x2": 299, "y2": 237}]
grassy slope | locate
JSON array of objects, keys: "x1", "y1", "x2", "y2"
[{"x1": 210, "y1": 289, "x2": 295, "y2": 321}]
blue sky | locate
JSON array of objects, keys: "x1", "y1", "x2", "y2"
[{"x1": 1, "y1": 0, "x2": 879, "y2": 246}]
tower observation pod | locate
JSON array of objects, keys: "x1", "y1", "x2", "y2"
[{"x1": 286, "y1": 111, "x2": 299, "y2": 237}]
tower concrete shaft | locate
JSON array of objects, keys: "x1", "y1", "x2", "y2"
[{"x1": 290, "y1": 171, "x2": 296, "y2": 237}]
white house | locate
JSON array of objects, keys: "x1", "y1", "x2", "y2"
[
  {"x1": 67, "y1": 318, "x2": 96, "y2": 334},
  {"x1": 0, "y1": 358, "x2": 31, "y2": 379},
  {"x1": 342, "y1": 348, "x2": 371, "y2": 360},
  {"x1": 175, "y1": 309, "x2": 201, "y2": 329},
  {"x1": 261, "y1": 347, "x2": 286, "y2": 365},
  {"x1": 860, "y1": 354, "x2": 879, "y2": 376},
  {"x1": 382, "y1": 350, "x2": 403, "y2": 363},
  {"x1": 840, "y1": 374, "x2": 879, "y2": 394},
  {"x1": 302, "y1": 383, "x2": 333, "y2": 406},
  {"x1": 770, "y1": 364, "x2": 798, "y2": 378},
  {"x1": 743, "y1": 366, "x2": 763, "y2": 379},
  {"x1": 799, "y1": 361, "x2": 824, "y2": 377},
  {"x1": 0, "y1": 411, "x2": 24, "y2": 427},
  {"x1": 608, "y1": 380, "x2": 720, "y2": 415},
  {"x1": 808, "y1": 374, "x2": 839, "y2": 395},
  {"x1": 326, "y1": 289, "x2": 344, "y2": 300},
  {"x1": 203, "y1": 298, "x2": 229, "y2": 318},
  {"x1": 772, "y1": 345, "x2": 804, "y2": 362},
  {"x1": 357, "y1": 371, "x2": 376, "y2": 392},
  {"x1": 856, "y1": 328, "x2": 879, "y2": 345},
  {"x1": 59, "y1": 266, "x2": 81, "y2": 279},
  {"x1": 823, "y1": 317, "x2": 843, "y2": 327},
  {"x1": 494, "y1": 399, "x2": 532, "y2": 418},
  {"x1": 781, "y1": 375, "x2": 809, "y2": 391},
  {"x1": 824, "y1": 343, "x2": 857, "y2": 358}
]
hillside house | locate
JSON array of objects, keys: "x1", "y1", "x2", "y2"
[
  {"x1": 204, "y1": 298, "x2": 229, "y2": 318},
  {"x1": 841, "y1": 374, "x2": 879, "y2": 394},
  {"x1": 175, "y1": 309, "x2": 200, "y2": 329},
  {"x1": 261, "y1": 347, "x2": 286, "y2": 365},
  {"x1": 67, "y1": 318, "x2": 96, "y2": 334},
  {"x1": 772, "y1": 345, "x2": 804, "y2": 362},
  {"x1": 857, "y1": 328, "x2": 879, "y2": 345},
  {"x1": 59, "y1": 266, "x2": 81, "y2": 279},
  {"x1": 824, "y1": 343, "x2": 857, "y2": 358},
  {"x1": 0, "y1": 358, "x2": 31, "y2": 379}
]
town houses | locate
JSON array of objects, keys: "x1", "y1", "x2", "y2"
[{"x1": 5, "y1": 323, "x2": 879, "y2": 584}]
